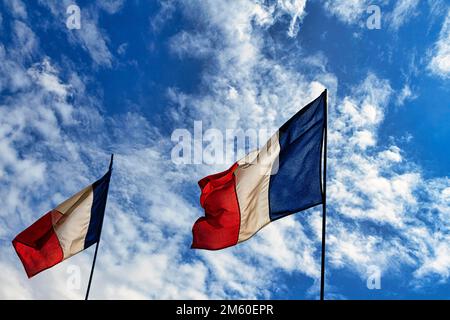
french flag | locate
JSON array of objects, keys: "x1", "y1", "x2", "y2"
[
  {"x1": 12, "y1": 156, "x2": 113, "y2": 278},
  {"x1": 192, "y1": 91, "x2": 326, "y2": 250}
]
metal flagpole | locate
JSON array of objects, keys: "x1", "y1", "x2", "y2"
[
  {"x1": 85, "y1": 154, "x2": 113, "y2": 300},
  {"x1": 320, "y1": 90, "x2": 328, "y2": 301},
  {"x1": 85, "y1": 240, "x2": 100, "y2": 300}
]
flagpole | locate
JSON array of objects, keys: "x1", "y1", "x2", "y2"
[
  {"x1": 85, "y1": 154, "x2": 113, "y2": 301},
  {"x1": 320, "y1": 90, "x2": 328, "y2": 301},
  {"x1": 85, "y1": 239, "x2": 100, "y2": 300}
]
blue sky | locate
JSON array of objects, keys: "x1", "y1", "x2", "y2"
[{"x1": 0, "y1": 0, "x2": 449, "y2": 299}]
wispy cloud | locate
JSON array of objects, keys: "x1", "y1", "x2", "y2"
[
  {"x1": 388, "y1": 0, "x2": 420, "y2": 30},
  {"x1": 3, "y1": 0, "x2": 28, "y2": 19},
  {"x1": 321, "y1": 0, "x2": 421, "y2": 31},
  {"x1": 97, "y1": 0, "x2": 124, "y2": 15},
  {"x1": 38, "y1": 0, "x2": 114, "y2": 68},
  {"x1": 150, "y1": 0, "x2": 177, "y2": 33},
  {"x1": 321, "y1": 0, "x2": 372, "y2": 25},
  {"x1": 395, "y1": 84, "x2": 417, "y2": 106},
  {"x1": 11, "y1": 20, "x2": 38, "y2": 60},
  {"x1": 428, "y1": 9, "x2": 450, "y2": 78},
  {"x1": 275, "y1": 0, "x2": 307, "y2": 37},
  {"x1": 327, "y1": 73, "x2": 450, "y2": 284}
]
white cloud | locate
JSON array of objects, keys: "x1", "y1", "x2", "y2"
[
  {"x1": 12, "y1": 20, "x2": 38, "y2": 60},
  {"x1": 97, "y1": 0, "x2": 124, "y2": 14},
  {"x1": 388, "y1": 0, "x2": 420, "y2": 30},
  {"x1": 0, "y1": 45, "x2": 31, "y2": 92},
  {"x1": 328, "y1": 74, "x2": 420, "y2": 228},
  {"x1": 75, "y1": 16, "x2": 114, "y2": 67},
  {"x1": 350, "y1": 130, "x2": 375, "y2": 149},
  {"x1": 396, "y1": 84, "x2": 417, "y2": 106},
  {"x1": 38, "y1": 1, "x2": 114, "y2": 67},
  {"x1": 0, "y1": 251, "x2": 34, "y2": 299},
  {"x1": 321, "y1": 0, "x2": 371, "y2": 25},
  {"x1": 321, "y1": 0, "x2": 420, "y2": 30},
  {"x1": 379, "y1": 146, "x2": 402, "y2": 163},
  {"x1": 117, "y1": 42, "x2": 128, "y2": 56},
  {"x1": 328, "y1": 219, "x2": 416, "y2": 277},
  {"x1": 27, "y1": 58, "x2": 70, "y2": 98},
  {"x1": 3, "y1": 0, "x2": 28, "y2": 19},
  {"x1": 275, "y1": 0, "x2": 307, "y2": 37},
  {"x1": 150, "y1": 0, "x2": 177, "y2": 33},
  {"x1": 169, "y1": 31, "x2": 214, "y2": 59},
  {"x1": 415, "y1": 242, "x2": 450, "y2": 280},
  {"x1": 428, "y1": 9, "x2": 450, "y2": 78},
  {"x1": 326, "y1": 72, "x2": 450, "y2": 284}
]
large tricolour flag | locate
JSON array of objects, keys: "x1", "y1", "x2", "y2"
[
  {"x1": 192, "y1": 91, "x2": 326, "y2": 250},
  {"x1": 12, "y1": 157, "x2": 113, "y2": 278}
]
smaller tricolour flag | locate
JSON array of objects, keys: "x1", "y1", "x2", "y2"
[{"x1": 12, "y1": 156, "x2": 113, "y2": 278}]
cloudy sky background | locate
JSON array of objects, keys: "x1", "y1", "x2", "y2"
[{"x1": 0, "y1": 0, "x2": 449, "y2": 299}]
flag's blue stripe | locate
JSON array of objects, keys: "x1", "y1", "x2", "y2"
[
  {"x1": 268, "y1": 92, "x2": 325, "y2": 221},
  {"x1": 84, "y1": 170, "x2": 111, "y2": 249}
]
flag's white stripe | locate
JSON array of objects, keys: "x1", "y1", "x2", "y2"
[
  {"x1": 235, "y1": 132, "x2": 281, "y2": 242},
  {"x1": 53, "y1": 185, "x2": 94, "y2": 259}
]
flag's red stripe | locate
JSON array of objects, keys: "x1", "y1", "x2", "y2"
[
  {"x1": 192, "y1": 163, "x2": 241, "y2": 250},
  {"x1": 12, "y1": 211, "x2": 64, "y2": 278}
]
